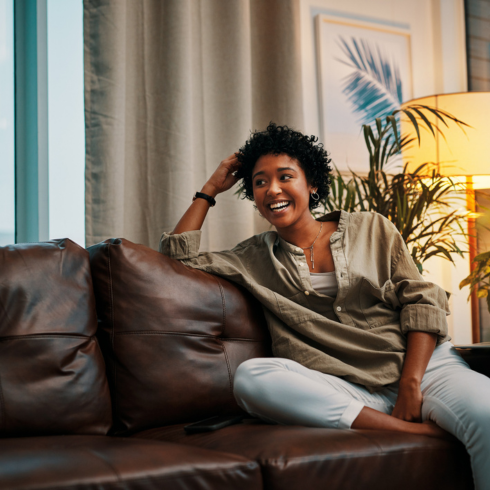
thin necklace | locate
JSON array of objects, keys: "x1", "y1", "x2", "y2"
[{"x1": 301, "y1": 222, "x2": 323, "y2": 269}]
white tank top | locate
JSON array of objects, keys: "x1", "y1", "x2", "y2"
[{"x1": 310, "y1": 271, "x2": 338, "y2": 297}]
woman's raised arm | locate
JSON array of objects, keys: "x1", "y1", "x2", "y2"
[{"x1": 171, "y1": 153, "x2": 241, "y2": 235}]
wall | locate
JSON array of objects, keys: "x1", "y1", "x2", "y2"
[{"x1": 299, "y1": 0, "x2": 472, "y2": 344}]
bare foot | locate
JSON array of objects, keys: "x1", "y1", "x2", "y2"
[{"x1": 422, "y1": 420, "x2": 457, "y2": 442}]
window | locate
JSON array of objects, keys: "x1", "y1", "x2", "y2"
[
  {"x1": 4, "y1": 0, "x2": 84, "y2": 247},
  {"x1": 0, "y1": 0, "x2": 14, "y2": 246}
]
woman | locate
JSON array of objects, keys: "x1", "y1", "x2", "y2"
[{"x1": 160, "y1": 123, "x2": 490, "y2": 489}]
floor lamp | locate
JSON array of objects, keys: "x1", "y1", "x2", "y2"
[{"x1": 401, "y1": 92, "x2": 490, "y2": 344}]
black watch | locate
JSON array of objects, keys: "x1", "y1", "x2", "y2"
[{"x1": 193, "y1": 192, "x2": 216, "y2": 207}]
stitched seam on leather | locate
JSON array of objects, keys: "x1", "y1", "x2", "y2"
[
  {"x1": 213, "y1": 276, "x2": 234, "y2": 399},
  {"x1": 219, "y1": 281, "x2": 226, "y2": 336},
  {"x1": 107, "y1": 244, "x2": 118, "y2": 425},
  {"x1": 35, "y1": 445, "x2": 119, "y2": 490},
  {"x1": 0, "y1": 334, "x2": 93, "y2": 341},
  {"x1": 85, "y1": 447, "x2": 122, "y2": 484},
  {"x1": 205, "y1": 249, "x2": 232, "y2": 397},
  {"x1": 220, "y1": 339, "x2": 234, "y2": 399},
  {"x1": 114, "y1": 331, "x2": 261, "y2": 342},
  {"x1": 220, "y1": 338, "x2": 264, "y2": 343},
  {"x1": 107, "y1": 245, "x2": 115, "y2": 348},
  {"x1": 211, "y1": 275, "x2": 226, "y2": 337}
]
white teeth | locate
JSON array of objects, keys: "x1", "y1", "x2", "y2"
[{"x1": 269, "y1": 201, "x2": 290, "y2": 211}]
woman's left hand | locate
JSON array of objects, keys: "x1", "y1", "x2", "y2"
[{"x1": 391, "y1": 378, "x2": 423, "y2": 422}]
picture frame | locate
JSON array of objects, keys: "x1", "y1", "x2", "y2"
[{"x1": 315, "y1": 14, "x2": 413, "y2": 173}]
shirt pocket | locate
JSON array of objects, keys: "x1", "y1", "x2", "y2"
[{"x1": 359, "y1": 278, "x2": 401, "y2": 329}]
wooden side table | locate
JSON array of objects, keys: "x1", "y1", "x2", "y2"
[{"x1": 455, "y1": 342, "x2": 490, "y2": 378}]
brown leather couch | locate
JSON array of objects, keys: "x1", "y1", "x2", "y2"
[{"x1": 0, "y1": 237, "x2": 484, "y2": 489}]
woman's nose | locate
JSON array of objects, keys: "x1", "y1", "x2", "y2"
[{"x1": 267, "y1": 179, "x2": 282, "y2": 196}]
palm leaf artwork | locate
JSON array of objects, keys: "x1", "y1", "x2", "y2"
[{"x1": 336, "y1": 37, "x2": 403, "y2": 126}]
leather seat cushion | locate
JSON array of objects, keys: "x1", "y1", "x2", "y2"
[
  {"x1": 0, "y1": 240, "x2": 111, "y2": 436},
  {"x1": 133, "y1": 420, "x2": 474, "y2": 490},
  {"x1": 0, "y1": 435, "x2": 261, "y2": 490}
]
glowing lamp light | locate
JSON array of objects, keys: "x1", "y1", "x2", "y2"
[
  {"x1": 401, "y1": 92, "x2": 490, "y2": 343},
  {"x1": 401, "y1": 92, "x2": 490, "y2": 178}
]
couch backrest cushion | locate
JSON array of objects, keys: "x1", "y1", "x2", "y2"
[
  {"x1": 0, "y1": 239, "x2": 112, "y2": 436},
  {"x1": 88, "y1": 238, "x2": 271, "y2": 435}
]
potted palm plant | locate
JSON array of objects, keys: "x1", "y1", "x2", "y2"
[
  {"x1": 318, "y1": 106, "x2": 470, "y2": 274},
  {"x1": 459, "y1": 251, "x2": 490, "y2": 313}
]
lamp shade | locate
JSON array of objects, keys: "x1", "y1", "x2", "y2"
[{"x1": 401, "y1": 92, "x2": 490, "y2": 177}]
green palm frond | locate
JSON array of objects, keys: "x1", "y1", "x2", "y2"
[{"x1": 459, "y1": 249, "x2": 490, "y2": 313}]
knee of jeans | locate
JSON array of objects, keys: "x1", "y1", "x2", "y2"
[{"x1": 233, "y1": 358, "x2": 271, "y2": 403}]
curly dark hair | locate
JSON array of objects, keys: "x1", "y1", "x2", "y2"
[{"x1": 235, "y1": 122, "x2": 332, "y2": 210}]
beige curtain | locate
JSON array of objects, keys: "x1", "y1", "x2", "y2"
[{"x1": 84, "y1": 0, "x2": 303, "y2": 250}]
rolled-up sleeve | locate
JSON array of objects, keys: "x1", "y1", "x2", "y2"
[
  {"x1": 391, "y1": 235, "x2": 451, "y2": 345},
  {"x1": 158, "y1": 230, "x2": 202, "y2": 259}
]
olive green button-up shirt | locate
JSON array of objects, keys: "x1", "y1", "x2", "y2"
[{"x1": 159, "y1": 210, "x2": 451, "y2": 393}]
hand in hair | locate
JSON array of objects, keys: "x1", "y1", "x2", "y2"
[
  {"x1": 202, "y1": 153, "x2": 242, "y2": 198},
  {"x1": 171, "y1": 153, "x2": 241, "y2": 235}
]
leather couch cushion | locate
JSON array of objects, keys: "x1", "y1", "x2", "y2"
[
  {"x1": 0, "y1": 435, "x2": 261, "y2": 490},
  {"x1": 0, "y1": 240, "x2": 111, "y2": 436},
  {"x1": 134, "y1": 420, "x2": 474, "y2": 490},
  {"x1": 88, "y1": 238, "x2": 271, "y2": 435}
]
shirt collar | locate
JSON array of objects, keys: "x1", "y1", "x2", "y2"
[{"x1": 274, "y1": 209, "x2": 349, "y2": 253}]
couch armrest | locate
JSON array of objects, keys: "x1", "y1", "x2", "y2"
[{"x1": 455, "y1": 343, "x2": 490, "y2": 378}]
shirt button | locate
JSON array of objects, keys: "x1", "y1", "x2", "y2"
[
  {"x1": 298, "y1": 262, "x2": 304, "y2": 266},
  {"x1": 336, "y1": 306, "x2": 341, "y2": 311},
  {"x1": 304, "y1": 291, "x2": 310, "y2": 296}
]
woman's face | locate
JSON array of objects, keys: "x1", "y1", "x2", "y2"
[{"x1": 252, "y1": 153, "x2": 316, "y2": 230}]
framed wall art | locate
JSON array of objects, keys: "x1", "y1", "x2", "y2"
[{"x1": 315, "y1": 14, "x2": 413, "y2": 173}]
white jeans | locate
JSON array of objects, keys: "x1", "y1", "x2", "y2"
[{"x1": 233, "y1": 341, "x2": 490, "y2": 490}]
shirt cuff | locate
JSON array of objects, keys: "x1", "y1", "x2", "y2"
[
  {"x1": 158, "y1": 230, "x2": 202, "y2": 259},
  {"x1": 400, "y1": 304, "x2": 449, "y2": 340}
]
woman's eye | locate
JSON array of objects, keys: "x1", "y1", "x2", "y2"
[
  {"x1": 281, "y1": 174, "x2": 293, "y2": 181},
  {"x1": 254, "y1": 179, "x2": 265, "y2": 186}
]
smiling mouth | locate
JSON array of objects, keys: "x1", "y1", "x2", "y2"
[{"x1": 269, "y1": 201, "x2": 291, "y2": 212}]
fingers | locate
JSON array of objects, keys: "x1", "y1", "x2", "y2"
[
  {"x1": 224, "y1": 153, "x2": 239, "y2": 162},
  {"x1": 221, "y1": 154, "x2": 241, "y2": 173},
  {"x1": 230, "y1": 160, "x2": 241, "y2": 171},
  {"x1": 398, "y1": 413, "x2": 421, "y2": 423}
]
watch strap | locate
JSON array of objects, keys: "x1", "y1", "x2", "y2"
[{"x1": 193, "y1": 192, "x2": 216, "y2": 207}]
